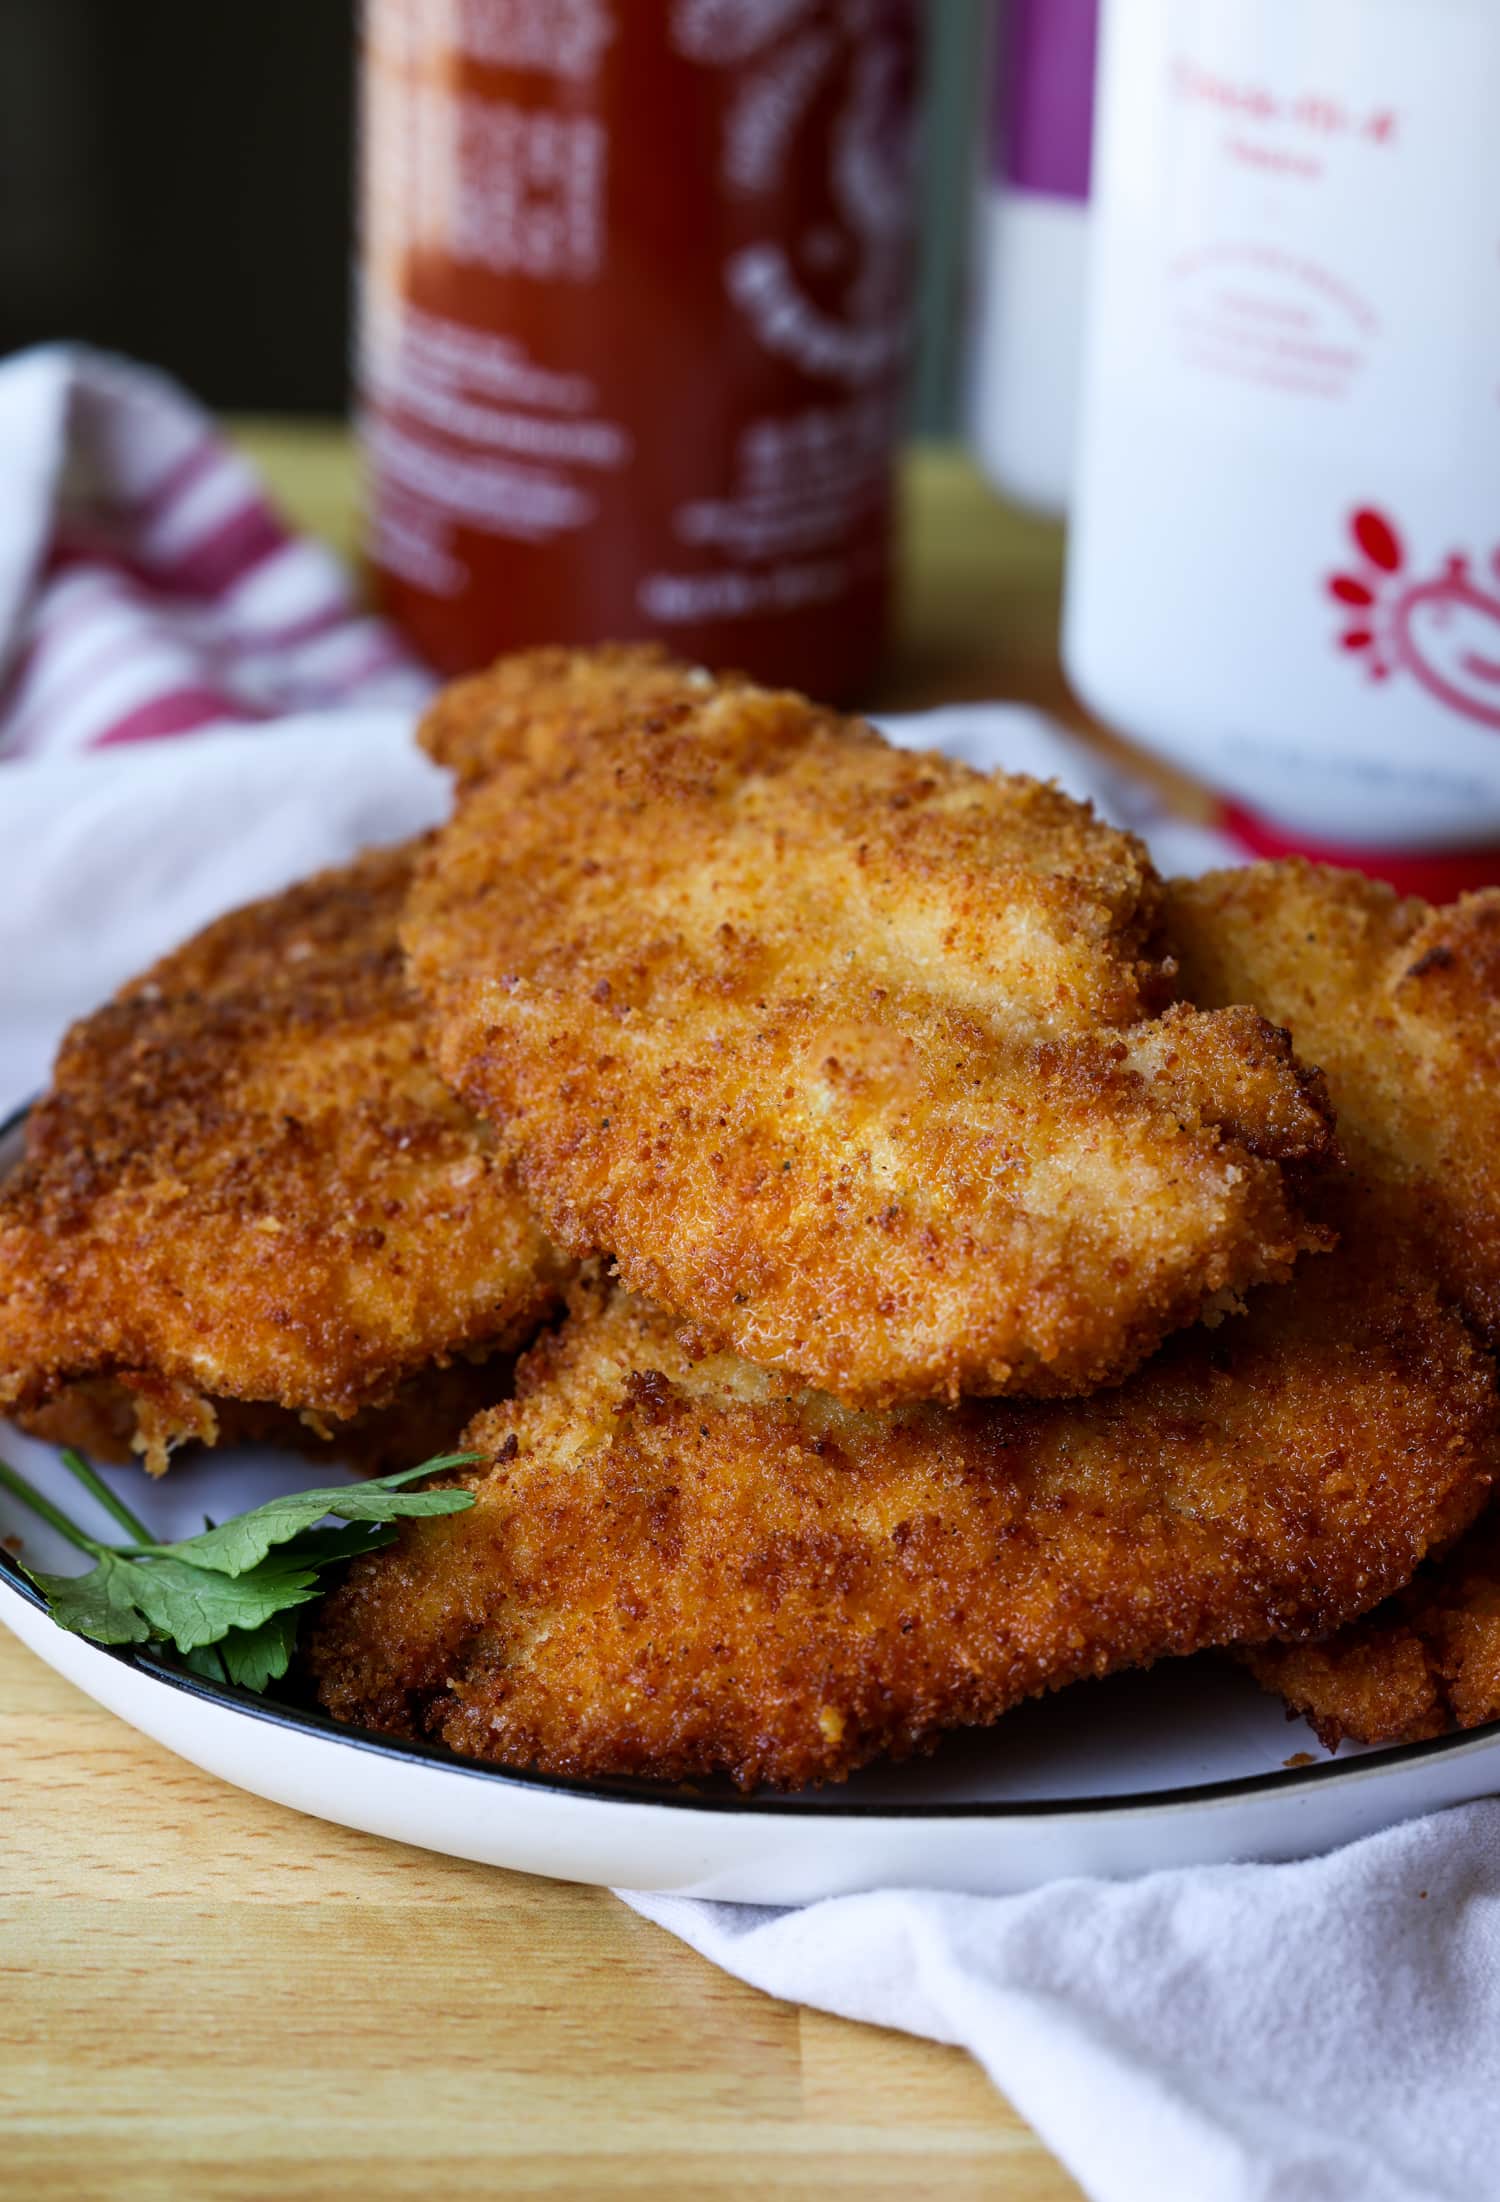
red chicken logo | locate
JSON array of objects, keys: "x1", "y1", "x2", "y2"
[{"x1": 1330, "y1": 508, "x2": 1500, "y2": 732}]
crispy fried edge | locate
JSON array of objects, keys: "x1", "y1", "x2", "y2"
[
  {"x1": 305, "y1": 1234, "x2": 1496, "y2": 1790},
  {"x1": 1167, "y1": 863, "x2": 1500, "y2": 1748}
]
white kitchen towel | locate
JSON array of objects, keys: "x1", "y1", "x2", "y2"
[
  {"x1": 0, "y1": 715, "x2": 448, "y2": 1112},
  {"x1": 629, "y1": 1805, "x2": 1500, "y2": 2202},
  {"x1": 0, "y1": 345, "x2": 430, "y2": 760}
]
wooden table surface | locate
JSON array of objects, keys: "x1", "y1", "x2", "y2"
[{"x1": 0, "y1": 435, "x2": 1123, "y2": 2202}]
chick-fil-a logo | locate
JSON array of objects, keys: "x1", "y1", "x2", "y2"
[{"x1": 1329, "y1": 507, "x2": 1500, "y2": 732}]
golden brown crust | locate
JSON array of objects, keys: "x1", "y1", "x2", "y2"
[
  {"x1": 1167, "y1": 865, "x2": 1500, "y2": 1349},
  {"x1": 1167, "y1": 864, "x2": 1500, "y2": 1748},
  {"x1": 406, "y1": 663, "x2": 1334, "y2": 1408},
  {"x1": 305, "y1": 1218, "x2": 1495, "y2": 1792},
  {"x1": 417, "y1": 642, "x2": 732, "y2": 791},
  {"x1": 16, "y1": 1355, "x2": 516, "y2": 1478},
  {"x1": 0, "y1": 843, "x2": 568, "y2": 1470},
  {"x1": 1246, "y1": 1515, "x2": 1500, "y2": 1751}
]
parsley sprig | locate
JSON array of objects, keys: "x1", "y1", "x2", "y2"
[{"x1": 0, "y1": 1446, "x2": 476, "y2": 1691}]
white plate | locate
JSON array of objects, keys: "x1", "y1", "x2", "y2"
[{"x1": 3, "y1": 1108, "x2": 1498, "y2": 1903}]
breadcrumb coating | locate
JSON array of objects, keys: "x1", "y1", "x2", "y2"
[
  {"x1": 1169, "y1": 866, "x2": 1500, "y2": 1749},
  {"x1": 1247, "y1": 1514, "x2": 1500, "y2": 1751},
  {"x1": 307, "y1": 1227, "x2": 1494, "y2": 1791},
  {"x1": 1168, "y1": 865, "x2": 1500, "y2": 1346},
  {"x1": 407, "y1": 656, "x2": 1335, "y2": 1407},
  {"x1": 416, "y1": 641, "x2": 730, "y2": 791},
  {"x1": 0, "y1": 843, "x2": 567, "y2": 1471}
]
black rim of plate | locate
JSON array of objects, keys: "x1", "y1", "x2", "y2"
[{"x1": 3, "y1": 1100, "x2": 1499, "y2": 1823}]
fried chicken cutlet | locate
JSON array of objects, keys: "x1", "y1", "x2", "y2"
[
  {"x1": 416, "y1": 640, "x2": 729, "y2": 792},
  {"x1": 0, "y1": 843, "x2": 568, "y2": 1473},
  {"x1": 1168, "y1": 866, "x2": 1500, "y2": 1341},
  {"x1": 1167, "y1": 867, "x2": 1500, "y2": 1748},
  {"x1": 405, "y1": 657, "x2": 1335, "y2": 1408},
  {"x1": 1247, "y1": 1516, "x2": 1500, "y2": 1751},
  {"x1": 306, "y1": 1225, "x2": 1495, "y2": 1792}
]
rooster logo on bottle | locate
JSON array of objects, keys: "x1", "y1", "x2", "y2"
[
  {"x1": 673, "y1": 0, "x2": 916, "y2": 387},
  {"x1": 1330, "y1": 508, "x2": 1500, "y2": 733}
]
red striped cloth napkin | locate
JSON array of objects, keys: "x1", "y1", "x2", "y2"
[{"x1": 0, "y1": 346, "x2": 433, "y2": 760}]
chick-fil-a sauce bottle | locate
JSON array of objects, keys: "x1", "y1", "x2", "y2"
[
  {"x1": 1066, "y1": 0, "x2": 1500, "y2": 895},
  {"x1": 357, "y1": 0, "x2": 918, "y2": 698}
]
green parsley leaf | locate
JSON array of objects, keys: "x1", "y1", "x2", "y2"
[
  {"x1": 120, "y1": 1454, "x2": 478, "y2": 1577},
  {"x1": 272, "y1": 1521, "x2": 404, "y2": 1569},
  {"x1": 217, "y1": 1606, "x2": 305, "y2": 1693},
  {"x1": 27, "y1": 1552, "x2": 153, "y2": 1647},
  {"x1": 33, "y1": 1548, "x2": 324, "y2": 1654},
  {"x1": 2, "y1": 1449, "x2": 478, "y2": 1687}
]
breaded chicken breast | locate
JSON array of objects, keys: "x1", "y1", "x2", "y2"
[
  {"x1": 306, "y1": 1226, "x2": 1495, "y2": 1792},
  {"x1": 418, "y1": 641, "x2": 727, "y2": 791},
  {"x1": 1248, "y1": 1516, "x2": 1500, "y2": 1751},
  {"x1": 1168, "y1": 866, "x2": 1500, "y2": 1344},
  {"x1": 406, "y1": 664, "x2": 1335, "y2": 1408},
  {"x1": 1168, "y1": 867, "x2": 1500, "y2": 1748},
  {"x1": 0, "y1": 843, "x2": 568, "y2": 1472}
]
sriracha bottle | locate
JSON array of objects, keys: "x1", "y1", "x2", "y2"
[{"x1": 358, "y1": 0, "x2": 919, "y2": 699}]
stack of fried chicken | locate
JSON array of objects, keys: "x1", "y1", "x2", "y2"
[{"x1": 3, "y1": 647, "x2": 1498, "y2": 1787}]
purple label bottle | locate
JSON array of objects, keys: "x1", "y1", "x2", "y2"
[{"x1": 968, "y1": 0, "x2": 1099, "y2": 515}]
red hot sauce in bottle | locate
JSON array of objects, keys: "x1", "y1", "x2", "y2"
[{"x1": 358, "y1": 0, "x2": 918, "y2": 697}]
